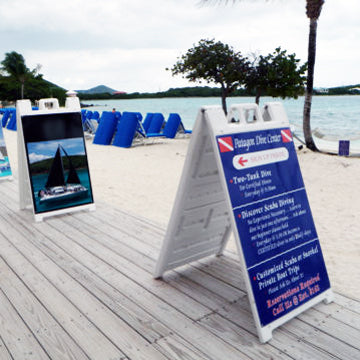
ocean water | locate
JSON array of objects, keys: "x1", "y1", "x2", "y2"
[
  {"x1": 82, "y1": 95, "x2": 360, "y2": 140},
  {"x1": 31, "y1": 169, "x2": 93, "y2": 213}
]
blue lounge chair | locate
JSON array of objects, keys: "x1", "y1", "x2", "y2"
[
  {"x1": 145, "y1": 113, "x2": 179, "y2": 138},
  {"x1": 6, "y1": 110, "x2": 17, "y2": 131},
  {"x1": 147, "y1": 113, "x2": 164, "y2": 134},
  {"x1": 162, "y1": 113, "x2": 182, "y2": 138},
  {"x1": 85, "y1": 110, "x2": 93, "y2": 121},
  {"x1": 179, "y1": 120, "x2": 192, "y2": 134},
  {"x1": 145, "y1": 113, "x2": 190, "y2": 139},
  {"x1": 113, "y1": 112, "x2": 142, "y2": 148},
  {"x1": 142, "y1": 113, "x2": 154, "y2": 133},
  {"x1": 93, "y1": 111, "x2": 100, "y2": 122},
  {"x1": 93, "y1": 111, "x2": 118, "y2": 145},
  {"x1": 1, "y1": 110, "x2": 11, "y2": 128}
]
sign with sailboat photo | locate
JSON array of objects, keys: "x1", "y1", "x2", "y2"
[
  {"x1": 17, "y1": 98, "x2": 95, "y2": 221},
  {"x1": 0, "y1": 125, "x2": 12, "y2": 179}
]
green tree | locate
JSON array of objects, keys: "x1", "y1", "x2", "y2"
[
  {"x1": 0, "y1": 52, "x2": 66, "y2": 104},
  {"x1": 246, "y1": 47, "x2": 306, "y2": 105},
  {"x1": 169, "y1": 38, "x2": 250, "y2": 114},
  {"x1": 1, "y1": 51, "x2": 36, "y2": 99},
  {"x1": 202, "y1": 0, "x2": 325, "y2": 151}
]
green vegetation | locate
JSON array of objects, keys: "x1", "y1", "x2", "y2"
[
  {"x1": 30, "y1": 155, "x2": 88, "y2": 176},
  {"x1": 77, "y1": 84, "x2": 360, "y2": 104},
  {"x1": 0, "y1": 51, "x2": 66, "y2": 104},
  {"x1": 320, "y1": 85, "x2": 360, "y2": 95},
  {"x1": 246, "y1": 47, "x2": 306, "y2": 105},
  {"x1": 169, "y1": 39, "x2": 250, "y2": 114},
  {"x1": 168, "y1": 39, "x2": 306, "y2": 113},
  {"x1": 78, "y1": 85, "x2": 250, "y2": 101}
]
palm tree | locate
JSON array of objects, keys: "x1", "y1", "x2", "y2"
[
  {"x1": 201, "y1": 0, "x2": 325, "y2": 151},
  {"x1": 1, "y1": 51, "x2": 32, "y2": 99}
]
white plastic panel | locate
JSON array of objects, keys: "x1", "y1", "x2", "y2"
[{"x1": 154, "y1": 108, "x2": 232, "y2": 277}]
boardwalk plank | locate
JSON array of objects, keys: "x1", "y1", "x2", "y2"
[
  {"x1": 154, "y1": 334, "x2": 212, "y2": 360},
  {"x1": 298, "y1": 308, "x2": 360, "y2": 349},
  {"x1": 314, "y1": 301, "x2": 360, "y2": 330},
  {"x1": 0, "y1": 233, "x2": 125, "y2": 360},
  {"x1": 55, "y1": 215, "x2": 213, "y2": 320},
  {"x1": 46, "y1": 219, "x2": 253, "y2": 360},
  {"x1": 10, "y1": 209, "x2": 171, "y2": 344},
  {"x1": 0, "y1": 209, "x2": 166, "y2": 360},
  {"x1": 329, "y1": 293, "x2": 360, "y2": 315},
  {"x1": 282, "y1": 318, "x2": 359, "y2": 360},
  {"x1": 220, "y1": 300, "x2": 359, "y2": 360},
  {"x1": 0, "y1": 257, "x2": 90, "y2": 360},
  {"x1": 0, "y1": 335, "x2": 13, "y2": 360},
  {"x1": 72, "y1": 209, "x2": 245, "y2": 303},
  {"x1": 39, "y1": 221, "x2": 252, "y2": 359},
  {"x1": 0, "y1": 287, "x2": 50, "y2": 360},
  {"x1": 198, "y1": 313, "x2": 293, "y2": 360}
]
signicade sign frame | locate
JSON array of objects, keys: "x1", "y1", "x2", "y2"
[
  {"x1": 154, "y1": 103, "x2": 333, "y2": 342},
  {"x1": 17, "y1": 97, "x2": 96, "y2": 222}
]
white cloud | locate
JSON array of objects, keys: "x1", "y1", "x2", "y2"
[
  {"x1": 28, "y1": 152, "x2": 50, "y2": 163},
  {"x1": 1, "y1": 0, "x2": 359, "y2": 91}
]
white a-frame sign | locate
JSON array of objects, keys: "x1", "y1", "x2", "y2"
[
  {"x1": 154, "y1": 103, "x2": 333, "y2": 343},
  {"x1": 17, "y1": 97, "x2": 95, "y2": 222}
]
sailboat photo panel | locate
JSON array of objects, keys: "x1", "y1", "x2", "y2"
[
  {"x1": 21, "y1": 112, "x2": 94, "y2": 214},
  {"x1": 0, "y1": 125, "x2": 12, "y2": 179}
]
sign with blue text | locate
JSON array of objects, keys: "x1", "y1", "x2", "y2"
[
  {"x1": 217, "y1": 127, "x2": 331, "y2": 328},
  {"x1": 154, "y1": 103, "x2": 333, "y2": 342}
]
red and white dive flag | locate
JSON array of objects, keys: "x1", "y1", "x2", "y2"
[{"x1": 218, "y1": 136, "x2": 234, "y2": 153}]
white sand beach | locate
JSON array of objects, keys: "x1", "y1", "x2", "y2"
[{"x1": 3, "y1": 129, "x2": 360, "y2": 301}]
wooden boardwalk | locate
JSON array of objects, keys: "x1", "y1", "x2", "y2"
[{"x1": 0, "y1": 179, "x2": 359, "y2": 360}]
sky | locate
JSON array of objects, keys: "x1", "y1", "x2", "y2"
[
  {"x1": 27, "y1": 138, "x2": 85, "y2": 163},
  {"x1": 0, "y1": 0, "x2": 359, "y2": 93}
]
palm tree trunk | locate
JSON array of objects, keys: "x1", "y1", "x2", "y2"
[
  {"x1": 303, "y1": 18, "x2": 318, "y2": 151},
  {"x1": 255, "y1": 89, "x2": 261, "y2": 105},
  {"x1": 21, "y1": 82, "x2": 24, "y2": 99}
]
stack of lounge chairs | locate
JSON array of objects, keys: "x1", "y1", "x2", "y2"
[
  {"x1": 87, "y1": 110, "x2": 192, "y2": 148},
  {"x1": 0, "y1": 107, "x2": 38, "y2": 131},
  {"x1": 0, "y1": 107, "x2": 191, "y2": 148}
]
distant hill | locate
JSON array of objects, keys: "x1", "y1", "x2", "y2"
[
  {"x1": 315, "y1": 84, "x2": 360, "y2": 95},
  {"x1": 77, "y1": 85, "x2": 117, "y2": 95}
]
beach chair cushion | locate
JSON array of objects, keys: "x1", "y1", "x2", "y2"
[
  {"x1": 162, "y1": 113, "x2": 182, "y2": 138},
  {"x1": 6, "y1": 110, "x2": 17, "y2": 131},
  {"x1": 113, "y1": 112, "x2": 140, "y2": 148},
  {"x1": 1, "y1": 110, "x2": 10, "y2": 128},
  {"x1": 147, "y1": 113, "x2": 164, "y2": 134},
  {"x1": 93, "y1": 111, "x2": 118, "y2": 145}
]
